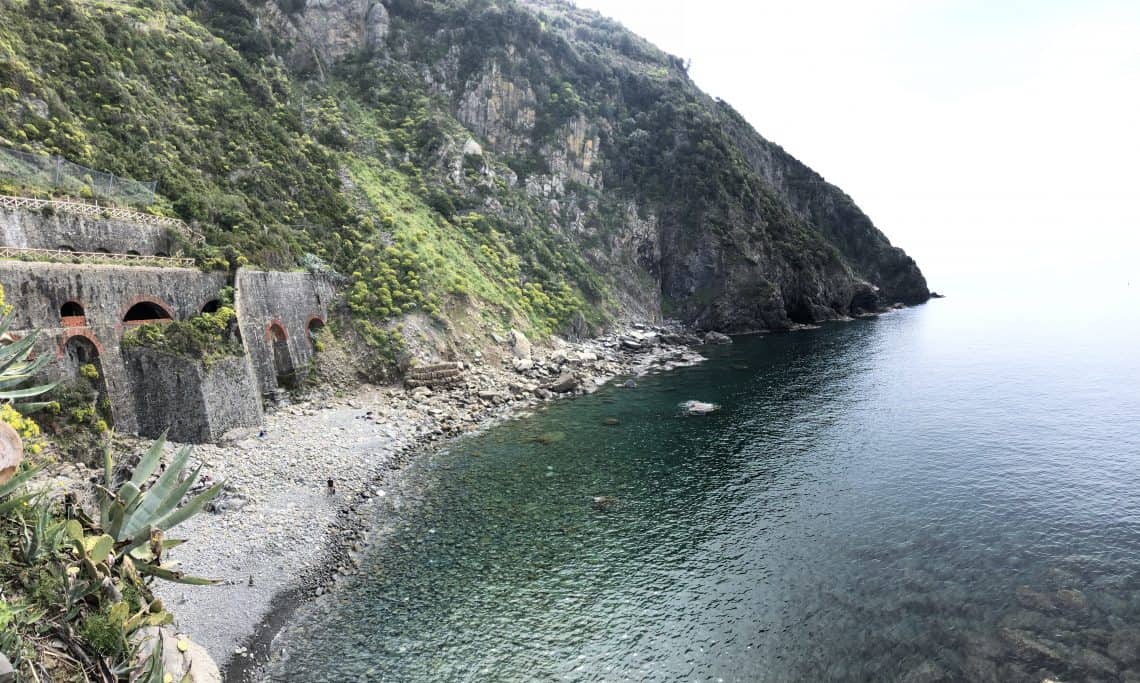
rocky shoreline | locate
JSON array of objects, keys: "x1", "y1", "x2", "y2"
[{"x1": 138, "y1": 324, "x2": 709, "y2": 680}]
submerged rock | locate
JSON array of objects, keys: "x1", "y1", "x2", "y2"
[
  {"x1": 591, "y1": 495, "x2": 619, "y2": 512},
  {"x1": 1000, "y1": 628, "x2": 1065, "y2": 666},
  {"x1": 680, "y1": 400, "x2": 719, "y2": 415}
]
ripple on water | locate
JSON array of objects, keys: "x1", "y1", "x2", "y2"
[{"x1": 268, "y1": 303, "x2": 1140, "y2": 682}]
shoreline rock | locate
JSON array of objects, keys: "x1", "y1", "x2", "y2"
[{"x1": 120, "y1": 321, "x2": 711, "y2": 680}]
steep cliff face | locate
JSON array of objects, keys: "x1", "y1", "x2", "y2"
[
  {"x1": 358, "y1": 0, "x2": 928, "y2": 330},
  {"x1": 0, "y1": 0, "x2": 928, "y2": 351}
]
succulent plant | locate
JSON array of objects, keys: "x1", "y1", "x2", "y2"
[{"x1": 98, "y1": 435, "x2": 222, "y2": 585}]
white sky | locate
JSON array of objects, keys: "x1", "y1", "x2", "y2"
[{"x1": 572, "y1": 0, "x2": 1140, "y2": 294}]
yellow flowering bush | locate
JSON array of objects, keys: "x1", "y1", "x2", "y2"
[{"x1": 1, "y1": 402, "x2": 43, "y2": 456}]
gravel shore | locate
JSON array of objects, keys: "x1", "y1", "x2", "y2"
[{"x1": 147, "y1": 326, "x2": 709, "y2": 679}]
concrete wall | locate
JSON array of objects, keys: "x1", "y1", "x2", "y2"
[
  {"x1": 235, "y1": 268, "x2": 336, "y2": 396},
  {"x1": 0, "y1": 207, "x2": 180, "y2": 256},
  {"x1": 122, "y1": 347, "x2": 262, "y2": 443},
  {"x1": 0, "y1": 261, "x2": 227, "y2": 434}
]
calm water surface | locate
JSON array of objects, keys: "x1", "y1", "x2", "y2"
[{"x1": 269, "y1": 290, "x2": 1140, "y2": 682}]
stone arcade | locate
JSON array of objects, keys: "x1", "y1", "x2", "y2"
[{"x1": 0, "y1": 200, "x2": 335, "y2": 442}]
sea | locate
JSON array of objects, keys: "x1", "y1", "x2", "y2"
[{"x1": 266, "y1": 268, "x2": 1140, "y2": 682}]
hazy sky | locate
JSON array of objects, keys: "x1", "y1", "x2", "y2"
[{"x1": 572, "y1": 0, "x2": 1140, "y2": 293}]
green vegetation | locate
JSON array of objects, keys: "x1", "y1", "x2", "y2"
[
  {"x1": 0, "y1": 297, "x2": 221, "y2": 680},
  {"x1": 38, "y1": 369, "x2": 113, "y2": 468},
  {"x1": 1, "y1": 0, "x2": 921, "y2": 369},
  {"x1": 0, "y1": 436, "x2": 222, "y2": 680},
  {"x1": 120, "y1": 305, "x2": 241, "y2": 364}
]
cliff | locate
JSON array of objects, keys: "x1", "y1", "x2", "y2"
[{"x1": 0, "y1": 0, "x2": 928, "y2": 355}]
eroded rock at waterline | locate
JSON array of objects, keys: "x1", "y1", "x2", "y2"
[
  {"x1": 703, "y1": 331, "x2": 733, "y2": 345},
  {"x1": 548, "y1": 373, "x2": 580, "y2": 393},
  {"x1": 681, "y1": 400, "x2": 720, "y2": 416}
]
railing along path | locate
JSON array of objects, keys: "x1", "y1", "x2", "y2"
[{"x1": 0, "y1": 246, "x2": 195, "y2": 268}]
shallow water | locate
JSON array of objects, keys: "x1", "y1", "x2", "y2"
[{"x1": 269, "y1": 292, "x2": 1140, "y2": 682}]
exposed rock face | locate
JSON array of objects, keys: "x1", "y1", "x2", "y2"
[
  {"x1": 717, "y1": 104, "x2": 929, "y2": 306},
  {"x1": 262, "y1": 0, "x2": 389, "y2": 73},
  {"x1": 457, "y1": 62, "x2": 537, "y2": 156},
  {"x1": 259, "y1": 0, "x2": 929, "y2": 332}
]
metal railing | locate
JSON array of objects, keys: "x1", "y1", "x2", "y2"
[
  {"x1": 0, "y1": 246, "x2": 195, "y2": 268},
  {"x1": 0, "y1": 194, "x2": 203, "y2": 244},
  {"x1": 0, "y1": 145, "x2": 156, "y2": 205}
]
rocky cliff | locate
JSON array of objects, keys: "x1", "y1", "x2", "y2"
[{"x1": 0, "y1": 0, "x2": 928, "y2": 358}]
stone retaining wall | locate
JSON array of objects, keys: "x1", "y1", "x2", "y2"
[
  {"x1": 122, "y1": 347, "x2": 262, "y2": 443},
  {"x1": 0, "y1": 206, "x2": 181, "y2": 256},
  {"x1": 235, "y1": 268, "x2": 336, "y2": 396},
  {"x1": 0, "y1": 259, "x2": 337, "y2": 442}
]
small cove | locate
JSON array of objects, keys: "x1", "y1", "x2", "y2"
[{"x1": 266, "y1": 293, "x2": 1140, "y2": 681}]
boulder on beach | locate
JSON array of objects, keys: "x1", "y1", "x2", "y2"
[
  {"x1": 134, "y1": 627, "x2": 221, "y2": 683},
  {"x1": 509, "y1": 329, "x2": 532, "y2": 359},
  {"x1": 547, "y1": 373, "x2": 579, "y2": 393},
  {"x1": 703, "y1": 331, "x2": 733, "y2": 345},
  {"x1": 0, "y1": 422, "x2": 22, "y2": 486},
  {"x1": 680, "y1": 400, "x2": 719, "y2": 415}
]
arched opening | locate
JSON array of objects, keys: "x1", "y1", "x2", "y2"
[
  {"x1": 201, "y1": 299, "x2": 222, "y2": 314},
  {"x1": 126, "y1": 250, "x2": 140, "y2": 256},
  {"x1": 60, "y1": 301, "x2": 86, "y2": 328},
  {"x1": 95, "y1": 248, "x2": 110, "y2": 254},
  {"x1": 58, "y1": 245, "x2": 75, "y2": 252},
  {"x1": 307, "y1": 317, "x2": 325, "y2": 352},
  {"x1": 60, "y1": 335, "x2": 113, "y2": 430},
  {"x1": 155, "y1": 252, "x2": 169, "y2": 258},
  {"x1": 267, "y1": 322, "x2": 295, "y2": 388},
  {"x1": 123, "y1": 301, "x2": 173, "y2": 325}
]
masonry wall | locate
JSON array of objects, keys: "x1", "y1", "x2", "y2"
[
  {"x1": 0, "y1": 261, "x2": 227, "y2": 434},
  {"x1": 235, "y1": 268, "x2": 336, "y2": 396},
  {"x1": 0, "y1": 227, "x2": 341, "y2": 441},
  {"x1": 122, "y1": 347, "x2": 262, "y2": 443},
  {"x1": 0, "y1": 207, "x2": 180, "y2": 256}
]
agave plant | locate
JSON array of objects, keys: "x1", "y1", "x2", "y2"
[
  {"x1": 0, "y1": 311, "x2": 56, "y2": 406},
  {"x1": 98, "y1": 435, "x2": 223, "y2": 584}
]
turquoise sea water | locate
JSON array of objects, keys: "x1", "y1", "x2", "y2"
[{"x1": 268, "y1": 285, "x2": 1140, "y2": 682}]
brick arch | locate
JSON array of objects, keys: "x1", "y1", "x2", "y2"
[
  {"x1": 119, "y1": 294, "x2": 176, "y2": 323},
  {"x1": 56, "y1": 330, "x2": 105, "y2": 359},
  {"x1": 265, "y1": 319, "x2": 288, "y2": 343},
  {"x1": 305, "y1": 314, "x2": 326, "y2": 331},
  {"x1": 59, "y1": 297, "x2": 88, "y2": 328}
]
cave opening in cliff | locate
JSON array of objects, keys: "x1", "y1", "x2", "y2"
[
  {"x1": 201, "y1": 299, "x2": 222, "y2": 314},
  {"x1": 123, "y1": 301, "x2": 173, "y2": 324},
  {"x1": 786, "y1": 302, "x2": 816, "y2": 326}
]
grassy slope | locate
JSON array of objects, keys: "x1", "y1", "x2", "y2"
[{"x1": 0, "y1": 0, "x2": 608, "y2": 360}]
